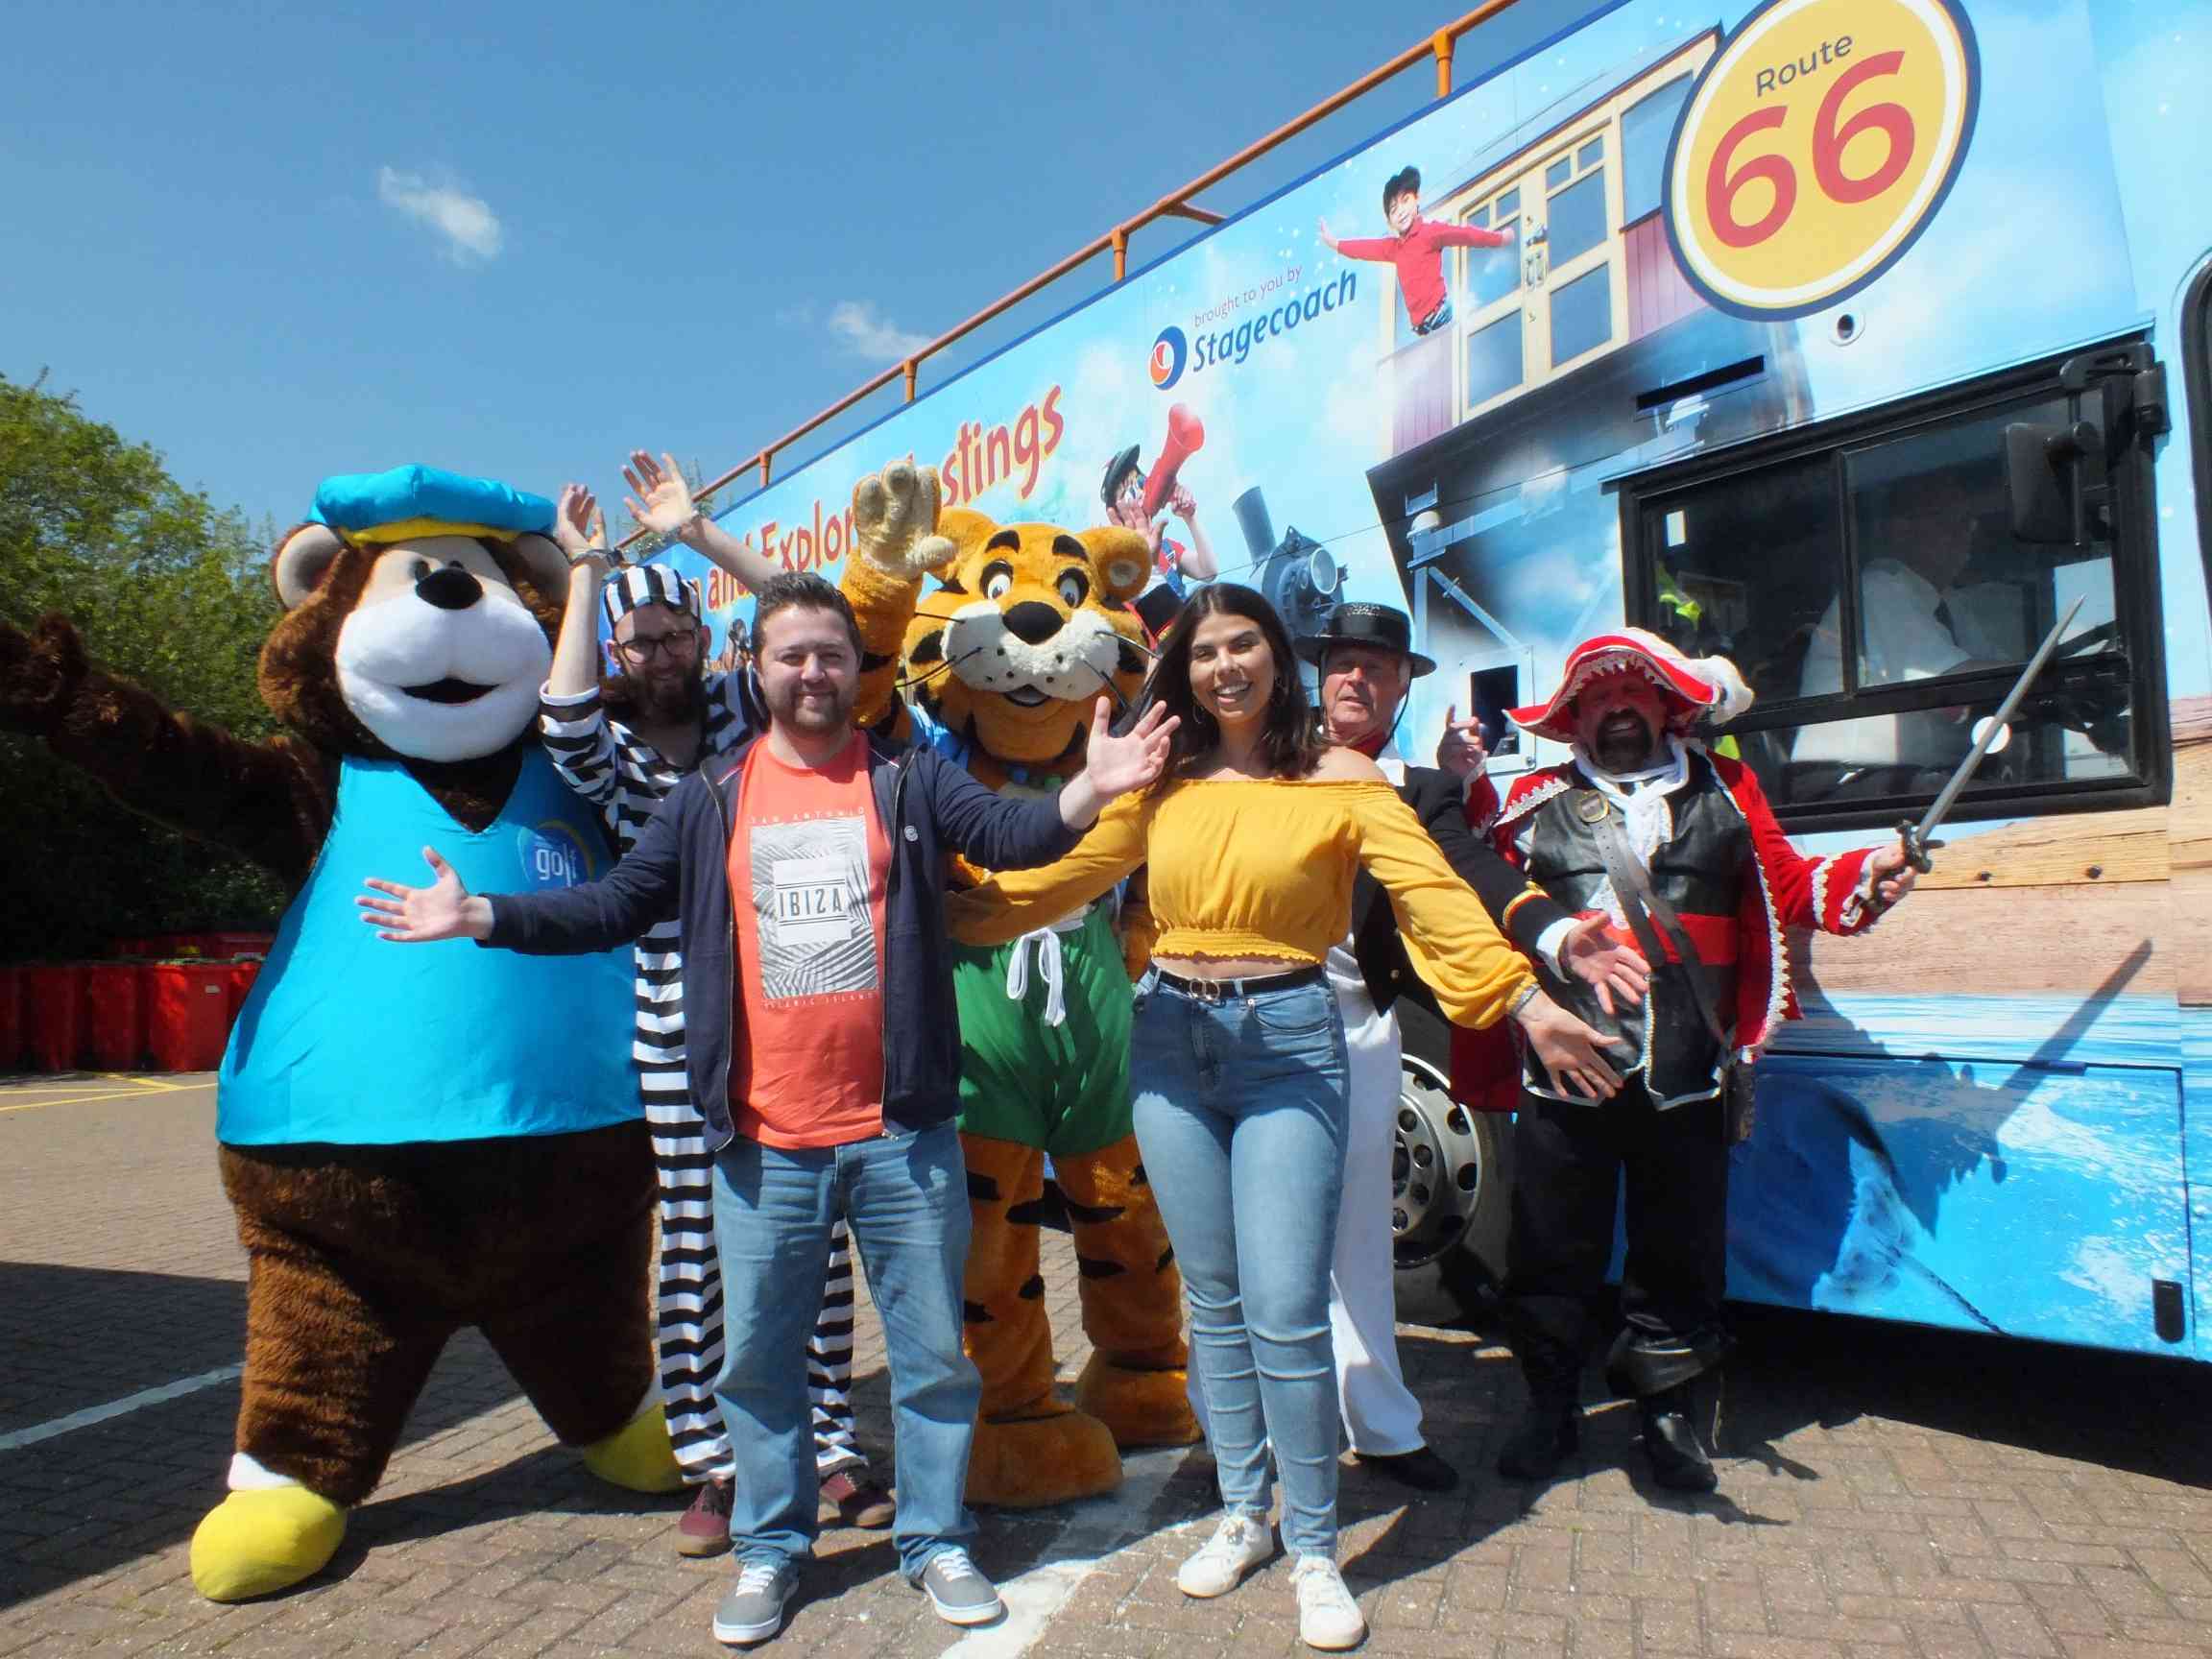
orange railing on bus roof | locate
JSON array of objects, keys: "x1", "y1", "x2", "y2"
[{"x1": 623, "y1": 0, "x2": 1527, "y2": 547}]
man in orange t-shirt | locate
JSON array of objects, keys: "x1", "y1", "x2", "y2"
[
  {"x1": 365, "y1": 571, "x2": 1179, "y2": 1648},
  {"x1": 726, "y1": 722, "x2": 893, "y2": 1149}
]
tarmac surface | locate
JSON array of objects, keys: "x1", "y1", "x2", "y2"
[{"x1": 7, "y1": 1071, "x2": 2212, "y2": 1658}]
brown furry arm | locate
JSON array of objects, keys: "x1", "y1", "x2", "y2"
[
  {"x1": 0, "y1": 613, "x2": 328, "y2": 886},
  {"x1": 839, "y1": 551, "x2": 925, "y2": 731}
]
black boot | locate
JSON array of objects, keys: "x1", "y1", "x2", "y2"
[
  {"x1": 1355, "y1": 1445, "x2": 1462, "y2": 1493},
  {"x1": 1640, "y1": 1387, "x2": 1717, "y2": 1492},
  {"x1": 1497, "y1": 1396, "x2": 1578, "y2": 1481}
]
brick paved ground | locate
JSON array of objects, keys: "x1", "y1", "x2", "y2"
[{"x1": 6, "y1": 1073, "x2": 2212, "y2": 1659}]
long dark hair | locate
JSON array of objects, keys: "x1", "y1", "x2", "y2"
[{"x1": 1142, "y1": 583, "x2": 1324, "y2": 787}]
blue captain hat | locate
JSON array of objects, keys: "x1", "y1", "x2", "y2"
[{"x1": 307, "y1": 464, "x2": 556, "y2": 547}]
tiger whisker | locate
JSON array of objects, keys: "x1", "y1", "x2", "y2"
[
  {"x1": 895, "y1": 645, "x2": 986, "y2": 694},
  {"x1": 1081, "y1": 659, "x2": 1135, "y2": 718}
]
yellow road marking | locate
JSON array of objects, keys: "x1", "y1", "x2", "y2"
[
  {"x1": 0, "y1": 1079, "x2": 211, "y2": 1114},
  {"x1": 94, "y1": 1071, "x2": 190, "y2": 1093}
]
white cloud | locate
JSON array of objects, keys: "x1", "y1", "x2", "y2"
[
  {"x1": 826, "y1": 301, "x2": 932, "y2": 363},
  {"x1": 376, "y1": 167, "x2": 502, "y2": 265}
]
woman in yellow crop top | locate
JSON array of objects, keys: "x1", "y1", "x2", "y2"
[{"x1": 948, "y1": 585, "x2": 1618, "y2": 1650}]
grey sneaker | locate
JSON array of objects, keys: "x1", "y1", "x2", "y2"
[
  {"x1": 917, "y1": 1548, "x2": 1003, "y2": 1625},
  {"x1": 712, "y1": 1558, "x2": 797, "y2": 1647}
]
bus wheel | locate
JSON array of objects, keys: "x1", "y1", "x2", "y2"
[{"x1": 1390, "y1": 1007, "x2": 1513, "y2": 1328}]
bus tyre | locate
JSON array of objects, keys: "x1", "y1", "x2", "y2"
[{"x1": 1390, "y1": 1003, "x2": 1514, "y2": 1329}]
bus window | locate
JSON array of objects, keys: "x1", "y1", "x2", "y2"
[
  {"x1": 1624, "y1": 346, "x2": 2161, "y2": 829},
  {"x1": 1621, "y1": 77, "x2": 1694, "y2": 225},
  {"x1": 1641, "y1": 452, "x2": 1840, "y2": 706}
]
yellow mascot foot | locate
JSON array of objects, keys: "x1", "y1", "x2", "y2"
[
  {"x1": 967, "y1": 1410, "x2": 1122, "y2": 1507},
  {"x1": 189, "y1": 1486, "x2": 347, "y2": 1602},
  {"x1": 1076, "y1": 1354, "x2": 1203, "y2": 1449},
  {"x1": 581, "y1": 1405, "x2": 685, "y2": 1494}
]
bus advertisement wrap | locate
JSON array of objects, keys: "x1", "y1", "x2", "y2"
[{"x1": 659, "y1": 0, "x2": 2212, "y2": 1358}]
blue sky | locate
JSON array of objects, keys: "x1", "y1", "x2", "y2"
[{"x1": 1, "y1": 0, "x2": 1568, "y2": 538}]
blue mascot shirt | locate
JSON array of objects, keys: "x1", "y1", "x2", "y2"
[{"x1": 217, "y1": 752, "x2": 637, "y2": 1145}]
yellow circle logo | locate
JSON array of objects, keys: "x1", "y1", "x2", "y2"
[{"x1": 1664, "y1": 0, "x2": 1979, "y2": 318}]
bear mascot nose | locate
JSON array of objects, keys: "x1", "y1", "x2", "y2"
[
  {"x1": 1001, "y1": 600, "x2": 1063, "y2": 646},
  {"x1": 417, "y1": 563, "x2": 485, "y2": 611}
]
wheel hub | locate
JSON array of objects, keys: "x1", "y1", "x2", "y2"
[{"x1": 1391, "y1": 1059, "x2": 1486, "y2": 1269}]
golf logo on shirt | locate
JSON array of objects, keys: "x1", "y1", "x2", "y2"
[
  {"x1": 518, "y1": 821, "x2": 598, "y2": 888},
  {"x1": 752, "y1": 816, "x2": 878, "y2": 1000}
]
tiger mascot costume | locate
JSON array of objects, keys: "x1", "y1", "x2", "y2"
[{"x1": 840, "y1": 461, "x2": 1197, "y2": 1505}]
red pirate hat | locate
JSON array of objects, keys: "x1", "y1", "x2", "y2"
[{"x1": 1508, "y1": 627, "x2": 1753, "y2": 745}]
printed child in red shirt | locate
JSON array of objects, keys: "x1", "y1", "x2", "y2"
[{"x1": 1319, "y1": 165, "x2": 1514, "y2": 337}]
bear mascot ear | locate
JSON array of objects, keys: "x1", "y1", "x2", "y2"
[
  {"x1": 1079, "y1": 527, "x2": 1153, "y2": 602},
  {"x1": 507, "y1": 533, "x2": 567, "y2": 603},
  {"x1": 272, "y1": 524, "x2": 349, "y2": 612}
]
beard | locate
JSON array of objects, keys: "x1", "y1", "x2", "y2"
[
  {"x1": 602, "y1": 668, "x2": 707, "y2": 726},
  {"x1": 767, "y1": 680, "x2": 856, "y2": 735},
  {"x1": 1589, "y1": 709, "x2": 1664, "y2": 773}
]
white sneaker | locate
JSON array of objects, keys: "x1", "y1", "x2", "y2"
[
  {"x1": 1291, "y1": 1555, "x2": 1366, "y2": 1650},
  {"x1": 1175, "y1": 1513, "x2": 1274, "y2": 1598}
]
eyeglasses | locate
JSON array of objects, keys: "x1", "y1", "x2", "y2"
[{"x1": 616, "y1": 632, "x2": 698, "y2": 663}]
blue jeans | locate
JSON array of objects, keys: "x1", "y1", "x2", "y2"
[
  {"x1": 1130, "y1": 971, "x2": 1349, "y2": 1556},
  {"x1": 709, "y1": 1121, "x2": 978, "y2": 1579}
]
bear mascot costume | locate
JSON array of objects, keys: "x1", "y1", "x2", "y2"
[
  {"x1": 0, "y1": 467, "x2": 680, "y2": 1599},
  {"x1": 838, "y1": 461, "x2": 1198, "y2": 1505}
]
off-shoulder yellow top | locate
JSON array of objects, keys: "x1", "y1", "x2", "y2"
[{"x1": 947, "y1": 779, "x2": 1534, "y2": 1029}]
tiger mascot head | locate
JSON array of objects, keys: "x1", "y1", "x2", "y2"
[{"x1": 843, "y1": 462, "x2": 1153, "y2": 773}]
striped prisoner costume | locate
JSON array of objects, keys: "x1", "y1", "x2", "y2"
[{"x1": 540, "y1": 663, "x2": 863, "y2": 1482}]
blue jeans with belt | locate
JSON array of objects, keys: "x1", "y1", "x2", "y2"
[
  {"x1": 709, "y1": 1121, "x2": 977, "y2": 1579},
  {"x1": 1130, "y1": 969, "x2": 1350, "y2": 1557}
]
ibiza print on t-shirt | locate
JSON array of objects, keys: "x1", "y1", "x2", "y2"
[{"x1": 752, "y1": 815, "x2": 879, "y2": 1001}]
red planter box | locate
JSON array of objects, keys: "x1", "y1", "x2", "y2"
[
  {"x1": 0, "y1": 966, "x2": 24, "y2": 1071},
  {"x1": 84, "y1": 962, "x2": 149, "y2": 1071},
  {"x1": 25, "y1": 964, "x2": 89, "y2": 1072},
  {"x1": 223, "y1": 958, "x2": 262, "y2": 1022},
  {"x1": 147, "y1": 963, "x2": 232, "y2": 1072}
]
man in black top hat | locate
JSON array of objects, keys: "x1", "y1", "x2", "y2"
[{"x1": 1291, "y1": 601, "x2": 1646, "y2": 1491}]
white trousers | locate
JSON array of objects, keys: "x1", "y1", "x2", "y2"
[
  {"x1": 1185, "y1": 968, "x2": 1427, "y2": 1456},
  {"x1": 1327, "y1": 974, "x2": 1427, "y2": 1455}
]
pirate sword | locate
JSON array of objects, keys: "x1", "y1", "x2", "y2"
[{"x1": 1897, "y1": 594, "x2": 2085, "y2": 873}]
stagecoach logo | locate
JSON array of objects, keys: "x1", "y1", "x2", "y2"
[
  {"x1": 1147, "y1": 271, "x2": 1357, "y2": 391},
  {"x1": 1149, "y1": 326, "x2": 1189, "y2": 391},
  {"x1": 1662, "y1": 0, "x2": 1980, "y2": 320}
]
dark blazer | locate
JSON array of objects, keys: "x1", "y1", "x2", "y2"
[
  {"x1": 1352, "y1": 762, "x2": 1573, "y2": 1017},
  {"x1": 485, "y1": 733, "x2": 1080, "y2": 1147}
]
